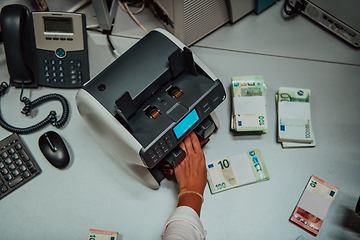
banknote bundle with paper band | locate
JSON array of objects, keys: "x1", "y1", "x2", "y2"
[
  {"x1": 289, "y1": 175, "x2": 338, "y2": 237},
  {"x1": 231, "y1": 76, "x2": 268, "y2": 133},
  {"x1": 276, "y1": 87, "x2": 316, "y2": 148},
  {"x1": 206, "y1": 149, "x2": 269, "y2": 194},
  {"x1": 88, "y1": 229, "x2": 118, "y2": 240}
]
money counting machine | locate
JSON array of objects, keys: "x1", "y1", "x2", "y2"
[{"x1": 76, "y1": 29, "x2": 226, "y2": 189}]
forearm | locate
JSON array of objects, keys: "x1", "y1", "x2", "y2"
[{"x1": 177, "y1": 191, "x2": 203, "y2": 217}]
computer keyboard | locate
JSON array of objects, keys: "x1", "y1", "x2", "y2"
[{"x1": 0, "y1": 133, "x2": 42, "y2": 200}]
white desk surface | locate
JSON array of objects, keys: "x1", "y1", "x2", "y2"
[{"x1": 0, "y1": 1, "x2": 359, "y2": 240}]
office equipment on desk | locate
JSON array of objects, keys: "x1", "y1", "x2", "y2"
[
  {"x1": 254, "y1": 0, "x2": 278, "y2": 14},
  {"x1": 227, "y1": 0, "x2": 256, "y2": 23},
  {"x1": 286, "y1": 0, "x2": 360, "y2": 48},
  {"x1": 76, "y1": 28, "x2": 226, "y2": 189},
  {"x1": 0, "y1": 4, "x2": 90, "y2": 88},
  {"x1": 0, "y1": 133, "x2": 42, "y2": 200},
  {"x1": 38, "y1": 131, "x2": 70, "y2": 170},
  {"x1": 148, "y1": 0, "x2": 229, "y2": 46},
  {"x1": 92, "y1": 0, "x2": 118, "y2": 31}
]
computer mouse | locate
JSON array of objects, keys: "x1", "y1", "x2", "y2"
[{"x1": 38, "y1": 131, "x2": 70, "y2": 169}]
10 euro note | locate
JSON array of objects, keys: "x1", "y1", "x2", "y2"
[
  {"x1": 231, "y1": 76, "x2": 268, "y2": 133},
  {"x1": 277, "y1": 88, "x2": 314, "y2": 143},
  {"x1": 289, "y1": 175, "x2": 338, "y2": 236},
  {"x1": 207, "y1": 149, "x2": 269, "y2": 194}
]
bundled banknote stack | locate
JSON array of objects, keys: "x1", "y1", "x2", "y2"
[
  {"x1": 231, "y1": 76, "x2": 268, "y2": 133},
  {"x1": 207, "y1": 149, "x2": 269, "y2": 194},
  {"x1": 276, "y1": 87, "x2": 316, "y2": 148}
]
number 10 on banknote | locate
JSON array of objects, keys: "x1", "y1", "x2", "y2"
[{"x1": 206, "y1": 149, "x2": 270, "y2": 194}]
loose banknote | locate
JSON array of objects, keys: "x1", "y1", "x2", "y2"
[
  {"x1": 289, "y1": 175, "x2": 338, "y2": 236},
  {"x1": 88, "y1": 229, "x2": 118, "y2": 240},
  {"x1": 277, "y1": 87, "x2": 315, "y2": 145},
  {"x1": 231, "y1": 76, "x2": 268, "y2": 133},
  {"x1": 207, "y1": 149, "x2": 269, "y2": 194}
]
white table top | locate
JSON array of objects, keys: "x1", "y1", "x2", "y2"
[{"x1": 0, "y1": 1, "x2": 359, "y2": 240}]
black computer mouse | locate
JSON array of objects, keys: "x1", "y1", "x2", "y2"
[{"x1": 38, "y1": 131, "x2": 70, "y2": 169}]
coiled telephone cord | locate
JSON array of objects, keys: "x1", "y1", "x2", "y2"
[{"x1": 0, "y1": 82, "x2": 70, "y2": 134}]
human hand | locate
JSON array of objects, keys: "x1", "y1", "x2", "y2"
[{"x1": 175, "y1": 132, "x2": 207, "y2": 195}]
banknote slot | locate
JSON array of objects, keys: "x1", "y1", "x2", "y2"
[
  {"x1": 144, "y1": 105, "x2": 161, "y2": 119},
  {"x1": 166, "y1": 85, "x2": 183, "y2": 99}
]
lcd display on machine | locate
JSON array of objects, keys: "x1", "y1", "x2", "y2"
[
  {"x1": 44, "y1": 17, "x2": 73, "y2": 33},
  {"x1": 173, "y1": 109, "x2": 200, "y2": 140}
]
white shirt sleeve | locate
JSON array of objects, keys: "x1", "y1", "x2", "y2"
[{"x1": 161, "y1": 206, "x2": 206, "y2": 240}]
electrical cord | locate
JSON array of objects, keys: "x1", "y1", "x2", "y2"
[
  {"x1": 118, "y1": 0, "x2": 148, "y2": 34},
  {"x1": 85, "y1": 0, "x2": 147, "y2": 58},
  {"x1": 283, "y1": 0, "x2": 303, "y2": 19},
  {"x1": 0, "y1": 82, "x2": 70, "y2": 135}
]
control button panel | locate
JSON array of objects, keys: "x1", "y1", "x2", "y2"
[
  {"x1": 40, "y1": 57, "x2": 85, "y2": 87},
  {"x1": 146, "y1": 134, "x2": 174, "y2": 163}
]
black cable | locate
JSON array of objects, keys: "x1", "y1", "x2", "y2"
[
  {"x1": 0, "y1": 82, "x2": 70, "y2": 135},
  {"x1": 283, "y1": 0, "x2": 302, "y2": 18}
]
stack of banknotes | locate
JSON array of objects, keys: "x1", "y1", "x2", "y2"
[
  {"x1": 276, "y1": 87, "x2": 316, "y2": 148},
  {"x1": 231, "y1": 76, "x2": 268, "y2": 133},
  {"x1": 207, "y1": 149, "x2": 269, "y2": 194}
]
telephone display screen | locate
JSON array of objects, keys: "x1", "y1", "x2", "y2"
[
  {"x1": 43, "y1": 17, "x2": 73, "y2": 33},
  {"x1": 173, "y1": 109, "x2": 199, "y2": 140}
]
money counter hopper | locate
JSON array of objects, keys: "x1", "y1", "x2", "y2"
[{"x1": 76, "y1": 29, "x2": 226, "y2": 189}]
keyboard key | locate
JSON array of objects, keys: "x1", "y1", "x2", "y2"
[
  {"x1": 0, "y1": 185, "x2": 7, "y2": 193},
  {"x1": 4, "y1": 174, "x2": 12, "y2": 181},
  {"x1": 0, "y1": 162, "x2": 4, "y2": 169},
  {"x1": 7, "y1": 148, "x2": 15, "y2": 155},
  {"x1": 8, "y1": 176, "x2": 23, "y2": 188},
  {"x1": 12, "y1": 170, "x2": 19, "y2": 177},
  {"x1": 19, "y1": 165, "x2": 26, "y2": 172},
  {"x1": 4, "y1": 158, "x2": 12, "y2": 164},
  {"x1": 18, "y1": 150, "x2": 29, "y2": 162},
  {"x1": 8, "y1": 164, "x2": 15, "y2": 171},
  {"x1": 1, "y1": 168, "x2": 8, "y2": 175},
  {"x1": 15, "y1": 159, "x2": 22, "y2": 166},
  {"x1": 11, "y1": 153, "x2": 19, "y2": 160},
  {"x1": 23, "y1": 171, "x2": 30, "y2": 179},
  {"x1": 14, "y1": 144, "x2": 22, "y2": 150},
  {"x1": 26, "y1": 162, "x2": 37, "y2": 174},
  {"x1": 1, "y1": 152, "x2": 8, "y2": 159}
]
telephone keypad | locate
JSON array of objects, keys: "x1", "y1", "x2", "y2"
[{"x1": 42, "y1": 58, "x2": 84, "y2": 86}]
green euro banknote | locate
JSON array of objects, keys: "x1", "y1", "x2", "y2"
[
  {"x1": 231, "y1": 76, "x2": 268, "y2": 133},
  {"x1": 207, "y1": 149, "x2": 269, "y2": 194},
  {"x1": 282, "y1": 123, "x2": 316, "y2": 148},
  {"x1": 277, "y1": 88, "x2": 314, "y2": 143}
]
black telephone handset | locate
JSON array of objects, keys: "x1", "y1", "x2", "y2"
[
  {"x1": 1, "y1": 4, "x2": 38, "y2": 87},
  {"x1": 0, "y1": 4, "x2": 89, "y2": 88}
]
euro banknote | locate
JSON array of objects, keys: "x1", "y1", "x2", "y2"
[
  {"x1": 282, "y1": 123, "x2": 316, "y2": 148},
  {"x1": 289, "y1": 175, "x2": 338, "y2": 236},
  {"x1": 231, "y1": 76, "x2": 268, "y2": 133},
  {"x1": 207, "y1": 149, "x2": 269, "y2": 194},
  {"x1": 88, "y1": 229, "x2": 118, "y2": 240},
  {"x1": 277, "y1": 88, "x2": 314, "y2": 144}
]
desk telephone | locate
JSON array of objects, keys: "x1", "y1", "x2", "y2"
[{"x1": 0, "y1": 4, "x2": 90, "y2": 88}]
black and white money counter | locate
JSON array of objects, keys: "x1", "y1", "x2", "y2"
[{"x1": 76, "y1": 29, "x2": 226, "y2": 189}]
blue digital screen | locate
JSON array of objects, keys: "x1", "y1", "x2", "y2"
[{"x1": 173, "y1": 109, "x2": 199, "y2": 139}]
